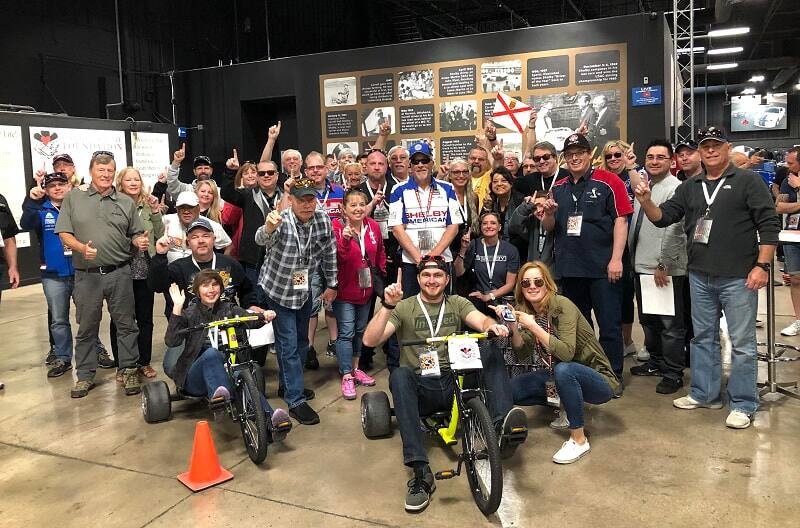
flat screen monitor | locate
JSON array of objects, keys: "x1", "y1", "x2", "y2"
[{"x1": 730, "y1": 92, "x2": 788, "y2": 132}]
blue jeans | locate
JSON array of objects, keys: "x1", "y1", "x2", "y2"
[
  {"x1": 511, "y1": 362, "x2": 613, "y2": 429},
  {"x1": 184, "y1": 347, "x2": 273, "y2": 413},
  {"x1": 688, "y1": 272, "x2": 759, "y2": 414},
  {"x1": 41, "y1": 275, "x2": 74, "y2": 362},
  {"x1": 332, "y1": 300, "x2": 372, "y2": 375},
  {"x1": 266, "y1": 295, "x2": 312, "y2": 409},
  {"x1": 244, "y1": 265, "x2": 268, "y2": 308}
]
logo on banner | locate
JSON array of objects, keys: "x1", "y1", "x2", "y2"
[{"x1": 32, "y1": 131, "x2": 60, "y2": 158}]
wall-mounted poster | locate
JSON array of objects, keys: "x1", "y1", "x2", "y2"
[
  {"x1": 0, "y1": 125, "x2": 30, "y2": 247},
  {"x1": 360, "y1": 74, "x2": 394, "y2": 104},
  {"x1": 439, "y1": 65, "x2": 476, "y2": 97},
  {"x1": 324, "y1": 77, "x2": 357, "y2": 107},
  {"x1": 326, "y1": 141, "x2": 359, "y2": 157},
  {"x1": 361, "y1": 107, "x2": 395, "y2": 136},
  {"x1": 481, "y1": 60, "x2": 522, "y2": 92},
  {"x1": 326, "y1": 110, "x2": 358, "y2": 138},
  {"x1": 529, "y1": 89, "x2": 621, "y2": 150},
  {"x1": 575, "y1": 50, "x2": 620, "y2": 85},
  {"x1": 131, "y1": 131, "x2": 171, "y2": 191},
  {"x1": 398, "y1": 70, "x2": 435, "y2": 100},
  {"x1": 527, "y1": 56, "x2": 569, "y2": 89},
  {"x1": 400, "y1": 105, "x2": 435, "y2": 134},
  {"x1": 29, "y1": 127, "x2": 128, "y2": 180},
  {"x1": 439, "y1": 101, "x2": 478, "y2": 132}
]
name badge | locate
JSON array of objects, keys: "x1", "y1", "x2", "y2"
[
  {"x1": 357, "y1": 265, "x2": 372, "y2": 289},
  {"x1": 64, "y1": 247, "x2": 73, "y2": 257},
  {"x1": 545, "y1": 378, "x2": 560, "y2": 407},
  {"x1": 693, "y1": 216, "x2": 713, "y2": 245},
  {"x1": 378, "y1": 220, "x2": 389, "y2": 239},
  {"x1": 788, "y1": 214, "x2": 800, "y2": 230},
  {"x1": 419, "y1": 347, "x2": 441, "y2": 377},
  {"x1": 567, "y1": 212, "x2": 583, "y2": 237},
  {"x1": 418, "y1": 229, "x2": 434, "y2": 251},
  {"x1": 292, "y1": 269, "x2": 309, "y2": 290}
]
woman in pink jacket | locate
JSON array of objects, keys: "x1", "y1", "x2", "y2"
[{"x1": 332, "y1": 189, "x2": 387, "y2": 400}]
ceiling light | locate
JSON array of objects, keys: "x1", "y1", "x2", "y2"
[
  {"x1": 708, "y1": 27, "x2": 750, "y2": 37},
  {"x1": 677, "y1": 46, "x2": 705, "y2": 54},
  {"x1": 740, "y1": 88, "x2": 756, "y2": 95},
  {"x1": 748, "y1": 75, "x2": 765, "y2": 82},
  {"x1": 706, "y1": 63, "x2": 738, "y2": 70},
  {"x1": 796, "y1": 83, "x2": 800, "y2": 91},
  {"x1": 707, "y1": 46, "x2": 744, "y2": 55}
]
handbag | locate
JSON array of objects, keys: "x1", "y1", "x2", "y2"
[{"x1": 365, "y1": 253, "x2": 387, "y2": 298}]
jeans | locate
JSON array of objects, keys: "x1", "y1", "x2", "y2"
[
  {"x1": 635, "y1": 274, "x2": 687, "y2": 380},
  {"x1": 244, "y1": 264, "x2": 268, "y2": 308},
  {"x1": 266, "y1": 294, "x2": 312, "y2": 409},
  {"x1": 561, "y1": 277, "x2": 624, "y2": 379},
  {"x1": 511, "y1": 362, "x2": 613, "y2": 429},
  {"x1": 389, "y1": 342, "x2": 514, "y2": 466},
  {"x1": 41, "y1": 275, "x2": 74, "y2": 362},
  {"x1": 688, "y1": 272, "x2": 759, "y2": 414},
  {"x1": 110, "y1": 279, "x2": 154, "y2": 366},
  {"x1": 332, "y1": 300, "x2": 372, "y2": 375}
]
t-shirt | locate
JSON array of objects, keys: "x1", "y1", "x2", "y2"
[
  {"x1": 390, "y1": 294, "x2": 477, "y2": 373},
  {"x1": 0, "y1": 194, "x2": 20, "y2": 265},
  {"x1": 513, "y1": 168, "x2": 569, "y2": 197},
  {"x1": 780, "y1": 176, "x2": 800, "y2": 234},
  {"x1": 463, "y1": 239, "x2": 520, "y2": 293}
]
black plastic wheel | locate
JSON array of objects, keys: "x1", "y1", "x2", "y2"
[
  {"x1": 462, "y1": 397, "x2": 503, "y2": 515},
  {"x1": 141, "y1": 381, "x2": 172, "y2": 423},
  {"x1": 253, "y1": 365, "x2": 266, "y2": 396},
  {"x1": 360, "y1": 391, "x2": 392, "y2": 438},
  {"x1": 235, "y1": 369, "x2": 268, "y2": 464}
]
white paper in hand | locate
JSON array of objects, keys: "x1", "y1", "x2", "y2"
[
  {"x1": 640, "y1": 274, "x2": 675, "y2": 316},
  {"x1": 247, "y1": 322, "x2": 275, "y2": 347}
]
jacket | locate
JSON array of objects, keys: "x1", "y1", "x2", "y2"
[
  {"x1": 508, "y1": 200, "x2": 555, "y2": 266},
  {"x1": 165, "y1": 299, "x2": 264, "y2": 390},
  {"x1": 20, "y1": 197, "x2": 73, "y2": 277},
  {"x1": 136, "y1": 204, "x2": 165, "y2": 257},
  {"x1": 332, "y1": 217, "x2": 386, "y2": 304}
]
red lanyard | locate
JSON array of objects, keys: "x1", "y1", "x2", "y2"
[{"x1": 414, "y1": 185, "x2": 436, "y2": 217}]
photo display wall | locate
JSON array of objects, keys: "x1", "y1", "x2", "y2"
[{"x1": 319, "y1": 43, "x2": 627, "y2": 163}]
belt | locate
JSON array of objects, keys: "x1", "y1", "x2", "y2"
[{"x1": 77, "y1": 261, "x2": 130, "y2": 275}]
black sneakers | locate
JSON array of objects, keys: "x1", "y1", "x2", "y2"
[
  {"x1": 656, "y1": 377, "x2": 684, "y2": 394},
  {"x1": 304, "y1": 346, "x2": 320, "y2": 370},
  {"x1": 47, "y1": 360, "x2": 72, "y2": 378},
  {"x1": 405, "y1": 466, "x2": 436, "y2": 512},
  {"x1": 289, "y1": 402, "x2": 320, "y2": 425},
  {"x1": 97, "y1": 348, "x2": 115, "y2": 369},
  {"x1": 45, "y1": 347, "x2": 57, "y2": 365},
  {"x1": 630, "y1": 364, "x2": 662, "y2": 376},
  {"x1": 277, "y1": 386, "x2": 316, "y2": 401}
]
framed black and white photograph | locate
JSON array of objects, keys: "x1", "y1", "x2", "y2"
[
  {"x1": 324, "y1": 77, "x2": 357, "y2": 107},
  {"x1": 439, "y1": 100, "x2": 478, "y2": 132},
  {"x1": 361, "y1": 107, "x2": 395, "y2": 136},
  {"x1": 481, "y1": 60, "x2": 522, "y2": 93},
  {"x1": 327, "y1": 141, "x2": 359, "y2": 157},
  {"x1": 529, "y1": 89, "x2": 621, "y2": 150},
  {"x1": 398, "y1": 70, "x2": 435, "y2": 101}
]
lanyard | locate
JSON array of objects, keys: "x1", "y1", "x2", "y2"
[
  {"x1": 417, "y1": 295, "x2": 446, "y2": 338},
  {"x1": 191, "y1": 253, "x2": 216, "y2": 271},
  {"x1": 317, "y1": 188, "x2": 330, "y2": 209},
  {"x1": 365, "y1": 181, "x2": 387, "y2": 201},
  {"x1": 414, "y1": 184, "x2": 436, "y2": 217},
  {"x1": 482, "y1": 240, "x2": 500, "y2": 281},
  {"x1": 540, "y1": 173, "x2": 557, "y2": 193},
  {"x1": 350, "y1": 221, "x2": 368, "y2": 258},
  {"x1": 701, "y1": 177, "x2": 727, "y2": 215},
  {"x1": 457, "y1": 193, "x2": 469, "y2": 224},
  {"x1": 570, "y1": 170, "x2": 593, "y2": 212},
  {"x1": 288, "y1": 212, "x2": 314, "y2": 264}
]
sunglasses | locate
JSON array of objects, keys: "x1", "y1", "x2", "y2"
[
  {"x1": 258, "y1": 170, "x2": 277, "y2": 176},
  {"x1": 410, "y1": 157, "x2": 430, "y2": 165},
  {"x1": 420, "y1": 254, "x2": 445, "y2": 263},
  {"x1": 520, "y1": 277, "x2": 545, "y2": 288},
  {"x1": 604, "y1": 152, "x2": 624, "y2": 160},
  {"x1": 532, "y1": 154, "x2": 552, "y2": 162},
  {"x1": 92, "y1": 150, "x2": 114, "y2": 159}
]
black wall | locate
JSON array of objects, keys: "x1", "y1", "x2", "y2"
[{"x1": 174, "y1": 13, "x2": 672, "y2": 164}]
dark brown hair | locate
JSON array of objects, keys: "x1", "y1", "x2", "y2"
[{"x1": 192, "y1": 269, "x2": 224, "y2": 301}]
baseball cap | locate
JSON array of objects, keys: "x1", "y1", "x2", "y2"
[
  {"x1": 175, "y1": 191, "x2": 200, "y2": 207},
  {"x1": 291, "y1": 177, "x2": 318, "y2": 198},
  {"x1": 52, "y1": 153, "x2": 74, "y2": 166},
  {"x1": 416, "y1": 254, "x2": 448, "y2": 274},
  {"x1": 193, "y1": 155, "x2": 212, "y2": 168},
  {"x1": 408, "y1": 141, "x2": 432, "y2": 160},
  {"x1": 697, "y1": 126, "x2": 728, "y2": 145},
  {"x1": 674, "y1": 139, "x2": 698, "y2": 152},
  {"x1": 562, "y1": 133, "x2": 591, "y2": 152},
  {"x1": 187, "y1": 217, "x2": 214, "y2": 233},
  {"x1": 44, "y1": 172, "x2": 69, "y2": 186}
]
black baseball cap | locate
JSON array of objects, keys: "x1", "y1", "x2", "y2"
[
  {"x1": 675, "y1": 139, "x2": 698, "y2": 152},
  {"x1": 193, "y1": 155, "x2": 212, "y2": 168},
  {"x1": 44, "y1": 172, "x2": 69, "y2": 186},
  {"x1": 291, "y1": 177, "x2": 318, "y2": 198},
  {"x1": 416, "y1": 255, "x2": 448, "y2": 274},
  {"x1": 187, "y1": 217, "x2": 214, "y2": 233},
  {"x1": 562, "y1": 133, "x2": 591, "y2": 152},
  {"x1": 697, "y1": 126, "x2": 728, "y2": 145},
  {"x1": 52, "y1": 153, "x2": 74, "y2": 165}
]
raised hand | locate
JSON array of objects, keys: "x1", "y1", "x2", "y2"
[
  {"x1": 283, "y1": 176, "x2": 296, "y2": 195},
  {"x1": 342, "y1": 224, "x2": 354, "y2": 240},
  {"x1": 541, "y1": 198, "x2": 558, "y2": 217},
  {"x1": 268, "y1": 121, "x2": 282, "y2": 140},
  {"x1": 527, "y1": 108, "x2": 538, "y2": 129},
  {"x1": 491, "y1": 139, "x2": 504, "y2": 161},
  {"x1": 147, "y1": 194, "x2": 160, "y2": 214},
  {"x1": 168, "y1": 283, "x2": 185, "y2": 305},
  {"x1": 155, "y1": 235, "x2": 170, "y2": 255},
  {"x1": 29, "y1": 185, "x2": 46, "y2": 200},
  {"x1": 378, "y1": 121, "x2": 391, "y2": 136},
  {"x1": 265, "y1": 209, "x2": 282, "y2": 234},
  {"x1": 172, "y1": 143, "x2": 186, "y2": 166},
  {"x1": 437, "y1": 156, "x2": 450, "y2": 179},
  {"x1": 633, "y1": 179, "x2": 651, "y2": 203},
  {"x1": 158, "y1": 167, "x2": 168, "y2": 183},
  {"x1": 84, "y1": 240, "x2": 98, "y2": 260},
  {"x1": 134, "y1": 231, "x2": 150, "y2": 252},
  {"x1": 383, "y1": 282, "x2": 403, "y2": 305},
  {"x1": 625, "y1": 141, "x2": 637, "y2": 170},
  {"x1": 485, "y1": 120, "x2": 497, "y2": 141},
  {"x1": 225, "y1": 148, "x2": 240, "y2": 170}
]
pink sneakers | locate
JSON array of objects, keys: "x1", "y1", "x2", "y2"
[
  {"x1": 352, "y1": 368, "x2": 376, "y2": 386},
  {"x1": 341, "y1": 374, "x2": 357, "y2": 400}
]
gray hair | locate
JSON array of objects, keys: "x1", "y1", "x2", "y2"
[
  {"x1": 449, "y1": 158, "x2": 469, "y2": 169},
  {"x1": 337, "y1": 148, "x2": 354, "y2": 160},
  {"x1": 531, "y1": 141, "x2": 557, "y2": 156},
  {"x1": 387, "y1": 145, "x2": 409, "y2": 158},
  {"x1": 281, "y1": 149, "x2": 302, "y2": 162},
  {"x1": 90, "y1": 153, "x2": 115, "y2": 169}
]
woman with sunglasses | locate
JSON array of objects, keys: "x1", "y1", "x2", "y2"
[
  {"x1": 443, "y1": 159, "x2": 480, "y2": 295},
  {"x1": 454, "y1": 211, "x2": 519, "y2": 316},
  {"x1": 600, "y1": 140, "x2": 644, "y2": 360},
  {"x1": 221, "y1": 161, "x2": 259, "y2": 259},
  {"x1": 496, "y1": 261, "x2": 618, "y2": 464}
]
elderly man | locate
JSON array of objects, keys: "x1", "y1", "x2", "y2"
[
  {"x1": 256, "y1": 177, "x2": 337, "y2": 425},
  {"x1": 592, "y1": 95, "x2": 619, "y2": 140},
  {"x1": 162, "y1": 191, "x2": 231, "y2": 264},
  {"x1": 634, "y1": 126, "x2": 780, "y2": 429},
  {"x1": 165, "y1": 144, "x2": 215, "y2": 200},
  {"x1": 55, "y1": 152, "x2": 149, "y2": 398},
  {"x1": 388, "y1": 145, "x2": 410, "y2": 186}
]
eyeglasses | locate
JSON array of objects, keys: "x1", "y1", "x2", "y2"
[
  {"x1": 604, "y1": 152, "x2": 624, "y2": 160},
  {"x1": 92, "y1": 150, "x2": 114, "y2": 159},
  {"x1": 306, "y1": 165, "x2": 326, "y2": 171},
  {"x1": 645, "y1": 155, "x2": 670, "y2": 161},
  {"x1": 449, "y1": 169, "x2": 469, "y2": 175},
  {"x1": 410, "y1": 158, "x2": 430, "y2": 165},
  {"x1": 522, "y1": 164, "x2": 537, "y2": 170},
  {"x1": 258, "y1": 170, "x2": 277, "y2": 176},
  {"x1": 520, "y1": 277, "x2": 545, "y2": 288},
  {"x1": 564, "y1": 151, "x2": 587, "y2": 160},
  {"x1": 533, "y1": 154, "x2": 552, "y2": 163}
]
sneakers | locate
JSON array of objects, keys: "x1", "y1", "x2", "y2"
[
  {"x1": 341, "y1": 374, "x2": 357, "y2": 400},
  {"x1": 277, "y1": 386, "x2": 316, "y2": 401},
  {"x1": 498, "y1": 407, "x2": 528, "y2": 458},
  {"x1": 552, "y1": 438, "x2": 591, "y2": 464},
  {"x1": 352, "y1": 368, "x2": 376, "y2": 386},
  {"x1": 71, "y1": 379, "x2": 96, "y2": 398},
  {"x1": 122, "y1": 368, "x2": 141, "y2": 396},
  {"x1": 630, "y1": 363, "x2": 661, "y2": 376},
  {"x1": 656, "y1": 377, "x2": 684, "y2": 394},
  {"x1": 405, "y1": 466, "x2": 436, "y2": 512},
  {"x1": 270, "y1": 408, "x2": 293, "y2": 441},
  {"x1": 289, "y1": 402, "x2": 320, "y2": 425},
  {"x1": 304, "y1": 346, "x2": 319, "y2": 370},
  {"x1": 623, "y1": 342, "x2": 637, "y2": 357},
  {"x1": 780, "y1": 320, "x2": 800, "y2": 336},
  {"x1": 725, "y1": 410, "x2": 752, "y2": 429},
  {"x1": 211, "y1": 386, "x2": 231, "y2": 401},
  {"x1": 636, "y1": 347, "x2": 651, "y2": 361},
  {"x1": 549, "y1": 412, "x2": 570, "y2": 430},
  {"x1": 673, "y1": 394, "x2": 723, "y2": 410},
  {"x1": 97, "y1": 349, "x2": 115, "y2": 369},
  {"x1": 47, "y1": 359, "x2": 72, "y2": 378},
  {"x1": 326, "y1": 339, "x2": 336, "y2": 357},
  {"x1": 45, "y1": 347, "x2": 57, "y2": 365}
]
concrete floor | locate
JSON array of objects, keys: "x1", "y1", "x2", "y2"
[{"x1": 1, "y1": 283, "x2": 799, "y2": 528}]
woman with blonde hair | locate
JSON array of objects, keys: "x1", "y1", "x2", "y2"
[
  {"x1": 222, "y1": 162, "x2": 258, "y2": 259},
  {"x1": 342, "y1": 162, "x2": 364, "y2": 190},
  {"x1": 494, "y1": 261, "x2": 618, "y2": 464},
  {"x1": 196, "y1": 179, "x2": 222, "y2": 223}
]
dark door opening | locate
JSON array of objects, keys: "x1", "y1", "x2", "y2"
[{"x1": 240, "y1": 97, "x2": 298, "y2": 169}]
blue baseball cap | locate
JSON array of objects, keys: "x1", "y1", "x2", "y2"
[{"x1": 408, "y1": 141, "x2": 432, "y2": 160}]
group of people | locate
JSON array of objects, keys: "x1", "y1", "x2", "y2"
[{"x1": 1, "y1": 111, "x2": 787, "y2": 513}]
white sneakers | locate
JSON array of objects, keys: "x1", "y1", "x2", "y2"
[
  {"x1": 636, "y1": 346, "x2": 650, "y2": 361},
  {"x1": 780, "y1": 320, "x2": 800, "y2": 336},
  {"x1": 673, "y1": 394, "x2": 724, "y2": 409},
  {"x1": 552, "y1": 438, "x2": 590, "y2": 464},
  {"x1": 725, "y1": 410, "x2": 752, "y2": 429}
]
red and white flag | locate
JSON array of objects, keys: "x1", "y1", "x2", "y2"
[{"x1": 491, "y1": 91, "x2": 532, "y2": 134}]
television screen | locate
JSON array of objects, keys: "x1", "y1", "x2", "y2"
[{"x1": 730, "y1": 92, "x2": 788, "y2": 132}]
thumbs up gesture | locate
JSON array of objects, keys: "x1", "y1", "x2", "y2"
[
  {"x1": 84, "y1": 240, "x2": 98, "y2": 260},
  {"x1": 134, "y1": 231, "x2": 150, "y2": 252},
  {"x1": 265, "y1": 209, "x2": 282, "y2": 234},
  {"x1": 226, "y1": 148, "x2": 240, "y2": 170},
  {"x1": 172, "y1": 143, "x2": 186, "y2": 167}
]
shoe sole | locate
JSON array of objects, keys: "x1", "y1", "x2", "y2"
[
  {"x1": 553, "y1": 446, "x2": 591, "y2": 464},
  {"x1": 656, "y1": 386, "x2": 682, "y2": 395},
  {"x1": 501, "y1": 408, "x2": 529, "y2": 447},
  {"x1": 343, "y1": 393, "x2": 357, "y2": 400},
  {"x1": 673, "y1": 401, "x2": 724, "y2": 410},
  {"x1": 405, "y1": 483, "x2": 436, "y2": 512},
  {"x1": 47, "y1": 367, "x2": 72, "y2": 378},
  {"x1": 355, "y1": 379, "x2": 376, "y2": 387},
  {"x1": 780, "y1": 331, "x2": 798, "y2": 336},
  {"x1": 549, "y1": 421, "x2": 570, "y2": 430},
  {"x1": 630, "y1": 369, "x2": 661, "y2": 376}
]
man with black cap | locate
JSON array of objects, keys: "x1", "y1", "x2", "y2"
[
  {"x1": 675, "y1": 139, "x2": 703, "y2": 181},
  {"x1": 363, "y1": 257, "x2": 527, "y2": 513},
  {"x1": 634, "y1": 126, "x2": 780, "y2": 429},
  {"x1": 165, "y1": 143, "x2": 216, "y2": 201},
  {"x1": 255, "y1": 177, "x2": 338, "y2": 426},
  {"x1": 541, "y1": 132, "x2": 633, "y2": 393}
]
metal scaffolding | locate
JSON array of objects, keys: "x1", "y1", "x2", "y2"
[{"x1": 672, "y1": 0, "x2": 695, "y2": 143}]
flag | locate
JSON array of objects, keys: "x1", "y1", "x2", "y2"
[{"x1": 491, "y1": 91, "x2": 531, "y2": 134}]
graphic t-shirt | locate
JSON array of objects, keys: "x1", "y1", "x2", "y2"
[{"x1": 463, "y1": 239, "x2": 520, "y2": 292}]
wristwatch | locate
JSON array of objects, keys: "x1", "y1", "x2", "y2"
[
  {"x1": 656, "y1": 263, "x2": 667, "y2": 272},
  {"x1": 755, "y1": 262, "x2": 771, "y2": 272}
]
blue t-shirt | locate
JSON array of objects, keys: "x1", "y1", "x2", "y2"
[
  {"x1": 780, "y1": 178, "x2": 799, "y2": 231},
  {"x1": 464, "y1": 239, "x2": 520, "y2": 292}
]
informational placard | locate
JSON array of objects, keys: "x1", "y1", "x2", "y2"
[
  {"x1": 319, "y1": 43, "x2": 627, "y2": 163},
  {"x1": 131, "y1": 131, "x2": 171, "y2": 191},
  {"x1": 29, "y1": 127, "x2": 128, "y2": 181},
  {"x1": 631, "y1": 85, "x2": 662, "y2": 106},
  {"x1": 0, "y1": 125, "x2": 30, "y2": 247}
]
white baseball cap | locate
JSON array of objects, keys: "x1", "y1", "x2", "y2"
[{"x1": 176, "y1": 191, "x2": 199, "y2": 207}]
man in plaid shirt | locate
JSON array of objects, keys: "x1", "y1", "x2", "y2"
[{"x1": 256, "y1": 177, "x2": 338, "y2": 425}]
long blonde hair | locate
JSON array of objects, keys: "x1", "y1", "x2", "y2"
[
  {"x1": 115, "y1": 167, "x2": 149, "y2": 206},
  {"x1": 449, "y1": 159, "x2": 480, "y2": 235},
  {"x1": 196, "y1": 179, "x2": 222, "y2": 223},
  {"x1": 514, "y1": 261, "x2": 558, "y2": 316},
  {"x1": 600, "y1": 139, "x2": 631, "y2": 172}
]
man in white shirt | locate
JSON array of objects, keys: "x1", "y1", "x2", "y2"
[{"x1": 162, "y1": 191, "x2": 231, "y2": 264}]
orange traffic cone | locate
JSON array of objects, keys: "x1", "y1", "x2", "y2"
[{"x1": 177, "y1": 420, "x2": 234, "y2": 491}]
